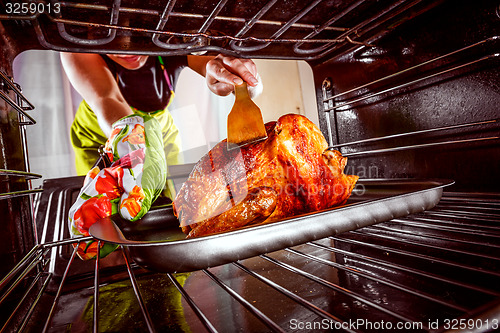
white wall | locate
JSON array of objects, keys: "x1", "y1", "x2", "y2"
[
  {"x1": 169, "y1": 59, "x2": 318, "y2": 164},
  {"x1": 13, "y1": 50, "x2": 76, "y2": 188},
  {"x1": 252, "y1": 59, "x2": 318, "y2": 126}
]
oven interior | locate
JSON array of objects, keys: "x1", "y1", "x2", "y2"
[{"x1": 0, "y1": 0, "x2": 499, "y2": 332}]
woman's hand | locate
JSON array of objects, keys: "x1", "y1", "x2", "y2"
[{"x1": 188, "y1": 54, "x2": 262, "y2": 98}]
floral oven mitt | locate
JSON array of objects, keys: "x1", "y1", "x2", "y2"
[{"x1": 68, "y1": 115, "x2": 167, "y2": 260}]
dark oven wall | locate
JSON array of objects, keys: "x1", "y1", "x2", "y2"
[
  {"x1": 0, "y1": 20, "x2": 36, "y2": 277},
  {"x1": 312, "y1": 0, "x2": 500, "y2": 192}
]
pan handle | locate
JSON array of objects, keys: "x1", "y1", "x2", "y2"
[{"x1": 89, "y1": 216, "x2": 144, "y2": 245}]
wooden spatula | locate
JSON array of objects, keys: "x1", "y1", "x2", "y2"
[{"x1": 227, "y1": 82, "x2": 267, "y2": 149}]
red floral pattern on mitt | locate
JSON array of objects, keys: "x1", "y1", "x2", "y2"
[{"x1": 68, "y1": 115, "x2": 167, "y2": 260}]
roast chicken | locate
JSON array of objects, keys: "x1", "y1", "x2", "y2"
[{"x1": 173, "y1": 114, "x2": 359, "y2": 238}]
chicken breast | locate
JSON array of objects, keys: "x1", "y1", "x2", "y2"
[{"x1": 173, "y1": 114, "x2": 359, "y2": 238}]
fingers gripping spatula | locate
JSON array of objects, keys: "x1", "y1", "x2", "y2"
[{"x1": 227, "y1": 82, "x2": 267, "y2": 149}]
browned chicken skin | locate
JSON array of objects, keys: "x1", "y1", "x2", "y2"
[{"x1": 173, "y1": 114, "x2": 359, "y2": 238}]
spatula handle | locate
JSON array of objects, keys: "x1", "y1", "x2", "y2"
[{"x1": 234, "y1": 82, "x2": 250, "y2": 100}]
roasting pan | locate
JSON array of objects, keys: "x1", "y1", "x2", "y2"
[{"x1": 89, "y1": 179, "x2": 453, "y2": 273}]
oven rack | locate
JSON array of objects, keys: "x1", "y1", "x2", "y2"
[
  {"x1": 0, "y1": 72, "x2": 41, "y2": 200},
  {"x1": 0, "y1": 71, "x2": 36, "y2": 125},
  {"x1": 322, "y1": 36, "x2": 499, "y2": 112},
  {"x1": 320, "y1": 36, "x2": 500, "y2": 153},
  {"x1": 333, "y1": 118, "x2": 499, "y2": 158},
  {"x1": 0, "y1": 0, "x2": 436, "y2": 60},
  {"x1": 1, "y1": 192, "x2": 499, "y2": 332}
]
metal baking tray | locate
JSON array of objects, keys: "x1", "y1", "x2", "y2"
[{"x1": 89, "y1": 179, "x2": 453, "y2": 273}]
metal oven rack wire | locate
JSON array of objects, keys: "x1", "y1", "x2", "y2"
[
  {"x1": 0, "y1": 0, "x2": 437, "y2": 60},
  {"x1": 320, "y1": 36, "x2": 500, "y2": 151},
  {"x1": 0, "y1": 72, "x2": 42, "y2": 200},
  {"x1": 1, "y1": 192, "x2": 499, "y2": 332}
]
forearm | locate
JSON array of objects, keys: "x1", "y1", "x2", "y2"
[
  {"x1": 187, "y1": 55, "x2": 212, "y2": 77},
  {"x1": 61, "y1": 52, "x2": 134, "y2": 137},
  {"x1": 89, "y1": 96, "x2": 134, "y2": 137}
]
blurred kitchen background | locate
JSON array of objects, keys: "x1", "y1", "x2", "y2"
[{"x1": 13, "y1": 51, "x2": 318, "y2": 187}]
